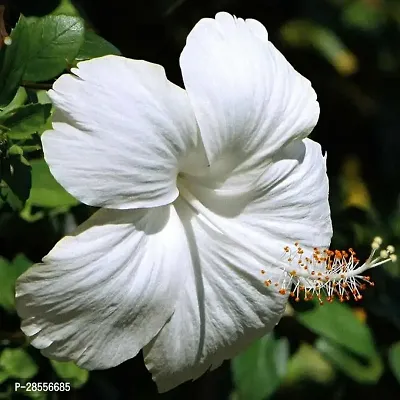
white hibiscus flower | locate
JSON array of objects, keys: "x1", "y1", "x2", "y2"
[{"x1": 15, "y1": 12, "x2": 333, "y2": 392}]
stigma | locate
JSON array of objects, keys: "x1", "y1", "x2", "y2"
[{"x1": 261, "y1": 237, "x2": 397, "y2": 304}]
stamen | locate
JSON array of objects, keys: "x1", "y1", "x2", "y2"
[
  {"x1": 177, "y1": 185, "x2": 395, "y2": 305},
  {"x1": 260, "y1": 237, "x2": 396, "y2": 304}
]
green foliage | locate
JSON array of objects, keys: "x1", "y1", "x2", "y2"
[
  {"x1": 296, "y1": 301, "x2": 376, "y2": 358},
  {"x1": 76, "y1": 30, "x2": 122, "y2": 61},
  {"x1": 298, "y1": 301, "x2": 383, "y2": 383},
  {"x1": 0, "y1": 16, "x2": 30, "y2": 107},
  {"x1": 315, "y1": 337, "x2": 383, "y2": 383},
  {"x1": 281, "y1": 20, "x2": 357, "y2": 76},
  {"x1": 285, "y1": 343, "x2": 335, "y2": 384},
  {"x1": 342, "y1": 0, "x2": 385, "y2": 32},
  {"x1": 0, "y1": 255, "x2": 31, "y2": 311},
  {"x1": 0, "y1": 349, "x2": 38, "y2": 380},
  {"x1": 232, "y1": 334, "x2": 289, "y2": 400},
  {"x1": 29, "y1": 159, "x2": 78, "y2": 208},
  {"x1": 389, "y1": 342, "x2": 400, "y2": 383},
  {"x1": 22, "y1": 15, "x2": 85, "y2": 82},
  {"x1": 1, "y1": 145, "x2": 32, "y2": 210},
  {"x1": 50, "y1": 361, "x2": 89, "y2": 388},
  {"x1": 1, "y1": 103, "x2": 52, "y2": 140}
]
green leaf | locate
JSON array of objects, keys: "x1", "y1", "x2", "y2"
[
  {"x1": 232, "y1": 334, "x2": 289, "y2": 400},
  {"x1": 342, "y1": 0, "x2": 385, "y2": 31},
  {"x1": 23, "y1": 15, "x2": 85, "y2": 82},
  {"x1": 2, "y1": 103, "x2": 52, "y2": 139},
  {"x1": 52, "y1": 0, "x2": 81, "y2": 16},
  {"x1": 0, "y1": 349, "x2": 38, "y2": 379},
  {"x1": 24, "y1": 391, "x2": 49, "y2": 400},
  {"x1": 316, "y1": 338, "x2": 383, "y2": 383},
  {"x1": 0, "y1": 131, "x2": 7, "y2": 157},
  {"x1": 25, "y1": 391, "x2": 48, "y2": 400},
  {"x1": 50, "y1": 361, "x2": 89, "y2": 388},
  {"x1": 1, "y1": 150, "x2": 32, "y2": 208},
  {"x1": 0, "y1": 87, "x2": 28, "y2": 119},
  {"x1": 75, "y1": 30, "x2": 121, "y2": 61},
  {"x1": 0, "y1": 16, "x2": 31, "y2": 107},
  {"x1": 0, "y1": 369, "x2": 8, "y2": 384},
  {"x1": 8, "y1": 144, "x2": 24, "y2": 156},
  {"x1": 285, "y1": 343, "x2": 335, "y2": 384},
  {"x1": 0, "y1": 255, "x2": 31, "y2": 310},
  {"x1": 280, "y1": 20, "x2": 358, "y2": 76},
  {"x1": 296, "y1": 301, "x2": 376, "y2": 358},
  {"x1": 389, "y1": 341, "x2": 400, "y2": 383},
  {"x1": 29, "y1": 158, "x2": 78, "y2": 207}
]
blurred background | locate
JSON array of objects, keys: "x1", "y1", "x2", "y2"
[{"x1": 1, "y1": 0, "x2": 400, "y2": 399}]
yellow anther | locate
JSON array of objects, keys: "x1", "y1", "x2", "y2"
[
  {"x1": 380, "y1": 249, "x2": 388, "y2": 259},
  {"x1": 371, "y1": 241, "x2": 380, "y2": 250},
  {"x1": 387, "y1": 245, "x2": 395, "y2": 254}
]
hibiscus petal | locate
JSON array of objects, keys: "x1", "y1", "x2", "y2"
[
  {"x1": 180, "y1": 12, "x2": 319, "y2": 185},
  {"x1": 245, "y1": 138, "x2": 332, "y2": 247},
  {"x1": 15, "y1": 205, "x2": 190, "y2": 369},
  {"x1": 43, "y1": 55, "x2": 200, "y2": 209},
  {"x1": 144, "y1": 197, "x2": 288, "y2": 392},
  {"x1": 184, "y1": 138, "x2": 332, "y2": 250},
  {"x1": 144, "y1": 138, "x2": 331, "y2": 391}
]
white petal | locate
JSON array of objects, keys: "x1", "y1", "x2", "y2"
[
  {"x1": 15, "y1": 205, "x2": 190, "y2": 369},
  {"x1": 180, "y1": 12, "x2": 319, "y2": 180},
  {"x1": 44, "y1": 55, "x2": 201, "y2": 209},
  {"x1": 245, "y1": 138, "x2": 332, "y2": 246},
  {"x1": 185, "y1": 138, "x2": 332, "y2": 249},
  {"x1": 144, "y1": 139, "x2": 331, "y2": 391},
  {"x1": 143, "y1": 198, "x2": 288, "y2": 392}
]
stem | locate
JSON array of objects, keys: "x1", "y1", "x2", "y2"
[{"x1": 21, "y1": 81, "x2": 53, "y2": 90}]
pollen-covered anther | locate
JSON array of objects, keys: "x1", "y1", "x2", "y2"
[{"x1": 261, "y1": 238, "x2": 397, "y2": 304}]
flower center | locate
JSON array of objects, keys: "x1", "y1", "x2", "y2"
[{"x1": 261, "y1": 237, "x2": 396, "y2": 304}]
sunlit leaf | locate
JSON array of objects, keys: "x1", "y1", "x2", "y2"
[
  {"x1": 29, "y1": 158, "x2": 79, "y2": 207},
  {"x1": 0, "y1": 349, "x2": 38, "y2": 379},
  {"x1": 51, "y1": 360, "x2": 89, "y2": 388}
]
